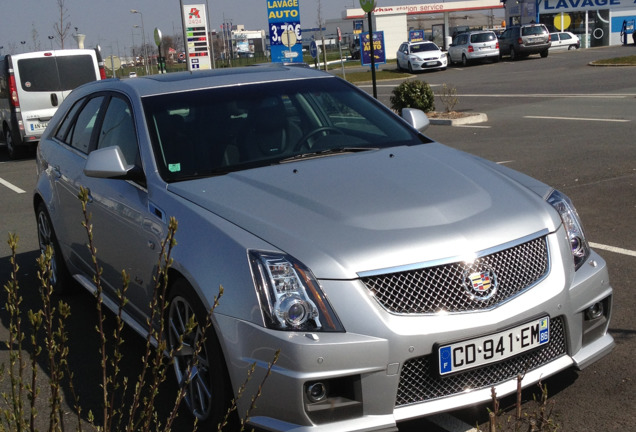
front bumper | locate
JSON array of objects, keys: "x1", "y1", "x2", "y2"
[
  {"x1": 218, "y1": 242, "x2": 613, "y2": 432},
  {"x1": 412, "y1": 57, "x2": 447, "y2": 70}
]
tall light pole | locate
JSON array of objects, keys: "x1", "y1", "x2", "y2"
[{"x1": 130, "y1": 9, "x2": 149, "y2": 75}]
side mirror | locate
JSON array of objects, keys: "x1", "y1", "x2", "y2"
[
  {"x1": 402, "y1": 108, "x2": 430, "y2": 132},
  {"x1": 84, "y1": 146, "x2": 135, "y2": 179}
]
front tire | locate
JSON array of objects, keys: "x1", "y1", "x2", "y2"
[
  {"x1": 408, "y1": 62, "x2": 414, "y2": 74},
  {"x1": 36, "y1": 202, "x2": 72, "y2": 294},
  {"x1": 167, "y1": 279, "x2": 235, "y2": 429},
  {"x1": 509, "y1": 47, "x2": 517, "y2": 61}
]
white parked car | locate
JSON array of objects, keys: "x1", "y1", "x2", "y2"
[
  {"x1": 448, "y1": 31, "x2": 500, "y2": 66},
  {"x1": 549, "y1": 32, "x2": 581, "y2": 50},
  {"x1": 396, "y1": 41, "x2": 447, "y2": 72}
]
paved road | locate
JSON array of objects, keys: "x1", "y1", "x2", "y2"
[{"x1": 1, "y1": 45, "x2": 635, "y2": 431}]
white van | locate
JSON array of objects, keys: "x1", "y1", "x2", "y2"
[{"x1": 0, "y1": 49, "x2": 104, "y2": 158}]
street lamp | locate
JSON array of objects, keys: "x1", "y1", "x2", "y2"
[
  {"x1": 130, "y1": 9, "x2": 149, "y2": 75},
  {"x1": 48, "y1": 36, "x2": 54, "y2": 49}
]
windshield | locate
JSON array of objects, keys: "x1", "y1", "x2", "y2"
[
  {"x1": 143, "y1": 77, "x2": 428, "y2": 182},
  {"x1": 411, "y1": 43, "x2": 438, "y2": 53}
]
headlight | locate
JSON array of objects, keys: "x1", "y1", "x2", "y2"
[
  {"x1": 546, "y1": 190, "x2": 590, "y2": 270},
  {"x1": 249, "y1": 251, "x2": 343, "y2": 332}
]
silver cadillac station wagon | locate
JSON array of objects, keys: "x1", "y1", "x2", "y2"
[{"x1": 33, "y1": 65, "x2": 614, "y2": 431}]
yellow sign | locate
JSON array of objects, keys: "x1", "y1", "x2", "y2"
[{"x1": 554, "y1": 13, "x2": 571, "y2": 31}]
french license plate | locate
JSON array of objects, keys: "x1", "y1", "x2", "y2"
[
  {"x1": 438, "y1": 316, "x2": 550, "y2": 376},
  {"x1": 425, "y1": 61, "x2": 438, "y2": 66},
  {"x1": 28, "y1": 122, "x2": 48, "y2": 131}
]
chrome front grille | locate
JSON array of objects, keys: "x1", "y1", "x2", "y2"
[
  {"x1": 361, "y1": 236, "x2": 549, "y2": 314},
  {"x1": 395, "y1": 316, "x2": 567, "y2": 407}
]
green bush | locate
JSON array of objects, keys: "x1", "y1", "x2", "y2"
[{"x1": 390, "y1": 79, "x2": 435, "y2": 115}]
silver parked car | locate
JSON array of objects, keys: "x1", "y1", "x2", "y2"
[
  {"x1": 396, "y1": 41, "x2": 447, "y2": 72},
  {"x1": 448, "y1": 31, "x2": 500, "y2": 66},
  {"x1": 499, "y1": 24, "x2": 551, "y2": 60},
  {"x1": 34, "y1": 65, "x2": 614, "y2": 432}
]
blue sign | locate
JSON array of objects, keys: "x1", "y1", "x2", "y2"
[
  {"x1": 267, "y1": 0, "x2": 303, "y2": 63},
  {"x1": 361, "y1": 31, "x2": 386, "y2": 66},
  {"x1": 409, "y1": 30, "x2": 425, "y2": 42}
]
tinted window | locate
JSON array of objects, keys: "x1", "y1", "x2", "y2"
[
  {"x1": 522, "y1": 26, "x2": 547, "y2": 36},
  {"x1": 471, "y1": 33, "x2": 495, "y2": 43},
  {"x1": 16, "y1": 55, "x2": 97, "y2": 92},
  {"x1": 561, "y1": 33, "x2": 572, "y2": 40},
  {"x1": 411, "y1": 43, "x2": 438, "y2": 53},
  {"x1": 67, "y1": 96, "x2": 104, "y2": 153},
  {"x1": 97, "y1": 97, "x2": 138, "y2": 165},
  {"x1": 143, "y1": 78, "x2": 428, "y2": 182},
  {"x1": 54, "y1": 98, "x2": 84, "y2": 141}
]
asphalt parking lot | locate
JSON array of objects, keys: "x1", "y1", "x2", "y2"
[{"x1": 1, "y1": 45, "x2": 635, "y2": 431}]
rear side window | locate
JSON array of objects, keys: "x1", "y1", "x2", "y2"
[
  {"x1": 16, "y1": 55, "x2": 97, "y2": 92},
  {"x1": 67, "y1": 96, "x2": 104, "y2": 153}
]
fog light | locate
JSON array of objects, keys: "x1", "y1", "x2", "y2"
[
  {"x1": 585, "y1": 302, "x2": 604, "y2": 320},
  {"x1": 306, "y1": 382, "x2": 328, "y2": 403}
]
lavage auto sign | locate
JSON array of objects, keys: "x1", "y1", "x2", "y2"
[
  {"x1": 267, "y1": 0, "x2": 300, "y2": 18},
  {"x1": 543, "y1": 0, "x2": 622, "y2": 10},
  {"x1": 267, "y1": 0, "x2": 303, "y2": 63}
]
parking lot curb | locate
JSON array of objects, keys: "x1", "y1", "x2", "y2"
[{"x1": 428, "y1": 112, "x2": 488, "y2": 126}]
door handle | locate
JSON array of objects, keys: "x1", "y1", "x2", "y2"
[{"x1": 50, "y1": 165, "x2": 61, "y2": 179}]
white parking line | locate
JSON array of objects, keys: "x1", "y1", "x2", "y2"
[
  {"x1": 590, "y1": 242, "x2": 636, "y2": 258},
  {"x1": 0, "y1": 177, "x2": 26, "y2": 194},
  {"x1": 524, "y1": 116, "x2": 630, "y2": 123}
]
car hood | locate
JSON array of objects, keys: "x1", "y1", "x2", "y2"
[
  {"x1": 167, "y1": 143, "x2": 561, "y2": 279},
  {"x1": 413, "y1": 51, "x2": 442, "y2": 59}
]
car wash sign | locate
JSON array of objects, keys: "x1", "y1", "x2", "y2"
[{"x1": 267, "y1": 0, "x2": 303, "y2": 63}]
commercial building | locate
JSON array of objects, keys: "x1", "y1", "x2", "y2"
[
  {"x1": 341, "y1": 0, "x2": 504, "y2": 58},
  {"x1": 504, "y1": 0, "x2": 636, "y2": 47}
]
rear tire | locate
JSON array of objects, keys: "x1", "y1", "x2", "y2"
[
  {"x1": 461, "y1": 54, "x2": 469, "y2": 67},
  {"x1": 5, "y1": 128, "x2": 24, "y2": 160},
  {"x1": 540, "y1": 49, "x2": 549, "y2": 58},
  {"x1": 509, "y1": 47, "x2": 517, "y2": 61},
  {"x1": 167, "y1": 278, "x2": 236, "y2": 430}
]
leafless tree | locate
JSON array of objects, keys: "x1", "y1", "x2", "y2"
[{"x1": 53, "y1": 0, "x2": 71, "y2": 49}]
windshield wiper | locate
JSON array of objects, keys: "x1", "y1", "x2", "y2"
[{"x1": 279, "y1": 147, "x2": 377, "y2": 163}]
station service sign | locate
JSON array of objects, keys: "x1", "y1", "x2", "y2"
[{"x1": 182, "y1": 4, "x2": 212, "y2": 70}]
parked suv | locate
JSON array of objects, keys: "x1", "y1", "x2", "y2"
[
  {"x1": 448, "y1": 30, "x2": 500, "y2": 66},
  {"x1": 0, "y1": 49, "x2": 104, "y2": 158},
  {"x1": 498, "y1": 24, "x2": 551, "y2": 60}
]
